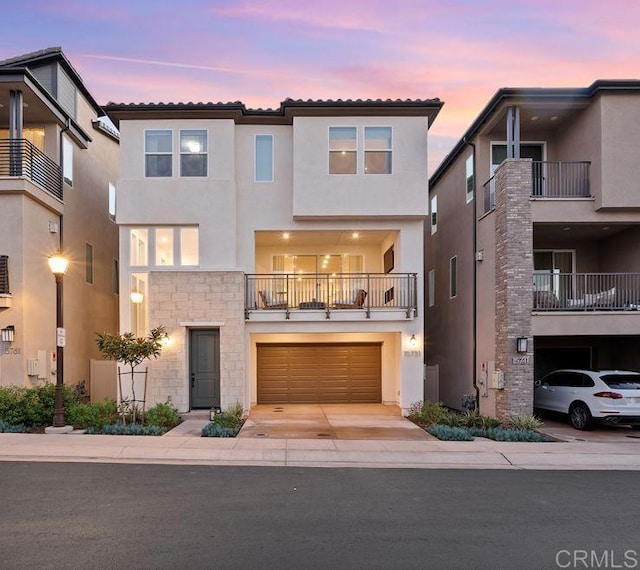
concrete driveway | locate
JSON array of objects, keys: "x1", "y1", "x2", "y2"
[
  {"x1": 238, "y1": 404, "x2": 433, "y2": 440},
  {"x1": 541, "y1": 417, "x2": 640, "y2": 443}
]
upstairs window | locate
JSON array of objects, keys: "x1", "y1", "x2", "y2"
[
  {"x1": 180, "y1": 130, "x2": 207, "y2": 177},
  {"x1": 108, "y1": 183, "x2": 116, "y2": 221},
  {"x1": 450, "y1": 256, "x2": 457, "y2": 299},
  {"x1": 130, "y1": 229, "x2": 148, "y2": 266},
  {"x1": 145, "y1": 130, "x2": 172, "y2": 177},
  {"x1": 430, "y1": 194, "x2": 438, "y2": 235},
  {"x1": 85, "y1": 243, "x2": 94, "y2": 284},
  {"x1": 255, "y1": 134, "x2": 274, "y2": 182},
  {"x1": 155, "y1": 228, "x2": 174, "y2": 266},
  {"x1": 62, "y1": 136, "x2": 73, "y2": 186},
  {"x1": 329, "y1": 127, "x2": 357, "y2": 174},
  {"x1": 180, "y1": 227, "x2": 199, "y2": 266},
  {"x1": 465, "y1": 154, "x2": 474, "y2": 203},
  {"x1": 364, "y1": 127, "x2": 392, "y2": 174}
]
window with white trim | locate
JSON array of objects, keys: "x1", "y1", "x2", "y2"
[
  {"x1": 62, "y1": 136, "x2": 73, "y2": 186},
  {"x1": 108, "y1": 183, "x2": 116, "y2": 220},
  {"x1": 155, "y1": 228, "x2": 174, "y2": 266},
  {"x1": 329, "y1": 127, "x2": 357, "y2": 174},
  {"x1": 145, "y1": 130, "x2": 172, "y2": 177},
  {"x1": 130, "y1": 229, "x2": 148, "y2": 266},
  {"x1": 450, "y1": 256, "x2": 457, "y2": 299},
  {"x1": 430, "y1": 194, "x2": 438, "y2": 234},
  {"x1": 255, "y1": 134, "x2": 274, "y2": 182},
  {"x1": 180, "y1": 130, "x2": 207, "y2": 177},
  {"x1": 364, "y1": 127, "x2": 392, "y2": 174},
  {"x1": 180, "y1": 227, "x2": 199, "y2": 266},
  {"x1": 465, "y1": 154, "x2": 474, "y2": 203}
]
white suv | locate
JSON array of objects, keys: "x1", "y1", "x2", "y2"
[{"x1": 534, "y1": 370, "x2": 640, "y2": 430}]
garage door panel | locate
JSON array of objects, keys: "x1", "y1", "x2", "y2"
[{"x1": 257, "y1": 343, "x2": 381, "y2": 404}]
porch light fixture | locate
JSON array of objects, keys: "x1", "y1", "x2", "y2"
[
  {"x1": 161, "y1": 333, "x2": 171, "y2": 346},
  {"x1": 409, "y1": 334, "x2": 419, "y2": 349},
  {"x1": 210, "y1": 406, "x2": 222, "y2": 421},
  {"x1": 516, "y1": 337, "x2": 528, "y2": 353},
  {"x1": 1, "y1": 325, "x2": 15, "y2": 343},
  {"x1": 130, "y1": 291, "x2": 144, "y2": 304}
]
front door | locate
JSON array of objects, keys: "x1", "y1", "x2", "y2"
[{"x1": 189, "y1": 329, "x2": 220, "y2": 409}]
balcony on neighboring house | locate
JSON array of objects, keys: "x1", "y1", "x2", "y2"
[
  {"x1": 483, "y1": 161, "x2": 591, "y2": 214},
  {"x1": 0, "y1": 255, "x2": 10, "y2": 308},
  {"x1": 245, "y1": 273, "x2": 418, "y2": 320},
  {"x1": 0, "y1": 139, "x2": 63, "y2": 200},
  {"x1": 533, "y1": 273, "x2": 640, "y2": 312}
]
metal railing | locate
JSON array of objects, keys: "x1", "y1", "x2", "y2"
[
  {"x1": 0, "y1": 139, "x2": 63, "y2": 200},
  {"x1": 0, "y1": 255, "x2": 9, "y2": 295},
  {"x1": 531, "y1": 161, "x2": 590, "y2": 198},
  {"x1": 245, "y1": 273, "x2": 418, "y2": 319},
  {"x1": 533, "y1": 273, "x2": 640, "y2": 311},
  {"x1": 482, "y1": 161, "x2": 591, "y2": 214}
]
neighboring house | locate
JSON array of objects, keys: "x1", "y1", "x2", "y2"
[
  {"x1": 104, "y1": 97, "x2": 442, "y2": 413},
  {"x1": 426, "y1": 80, "x2": 640, "y2": 419},
  {"x1": 0, "y1": 48, "x2": 119, "y2": 393}
]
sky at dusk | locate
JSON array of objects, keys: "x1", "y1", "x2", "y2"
[{"x1": 3, "y1": 0, "x2": 640, "y2": 173}]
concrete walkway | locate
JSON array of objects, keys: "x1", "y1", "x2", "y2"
[{"x1": 1, "y1": 431, "x2": 639, "y2": 470}]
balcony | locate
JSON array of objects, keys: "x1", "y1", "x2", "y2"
[
  {"x1": 533, "y1": 273, "x2": 640, "y2": 312},
  {"x1": 245, "y1": 273, "x2": 418, "y2": 320},
  {"x1": 0, "y1": 139, "x2": 63, "y2": 200},
  {"x1": 483, "y1": 161, "x2": 591, "y2": 214}
]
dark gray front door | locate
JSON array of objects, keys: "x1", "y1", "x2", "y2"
[{"x1": 190, "y1": 329, "x2": 220, "y2": 409}]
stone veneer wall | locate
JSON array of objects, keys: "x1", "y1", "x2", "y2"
[
  {"x1": 146, "y1": 271, "x2": 246, "y2": 412},
  {"x1": 494, "y1": 159, "x2": 534, "y2": 419}
]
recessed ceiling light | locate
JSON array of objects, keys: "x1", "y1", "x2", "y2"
[
  {"x1": 530, "y1": 116, "x2": 539, "y2": 121},
  {"x1": 563, "y1": 227, "x2": 571, "y2": 231},
  {"x1": 602, "y1": 227, "x2": 609, "y2": 231},
  {"x1": 352, "y1": 232, "x2": 359, "y2": 239},
  {"x1": 282, "y1": 232, "x2": 290, "y2": 240},
  {"x1": 550, "y1": 115, "x2": 558, "y2": 121}
]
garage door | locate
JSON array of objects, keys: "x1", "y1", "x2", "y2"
[{"x1": 257, "y1": 343, "x2": 382, "y2": 404}]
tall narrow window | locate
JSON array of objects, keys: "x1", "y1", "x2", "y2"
[
  {"x1": 450, "y1": 256, "x2": 457, "y2": 299},
  {"x1": 329, "y1": 127, "x2": 357, "y2": 174},
  {"x1": 430, "y1": 194, "x2": 438, "y2": 235},
  {"x1": 155, "y1": 228, "x2": 174, "y2": 266},
  {"x1": 465, "y1": 154, "x2": 474, "y2": 203},
  {"x1": 130, "y1": 273, "x2": 147, "y2": 338},
  {"x1": 62, "y1": 136, "x2": 73, "y2": 186},
  {"x1": 85, "y1": 243, "x2": 94, "y2": 284},
  {"x1": 364, "y1": 127, "x2": 392, "y2": 174},
  {"x1": 180, "y1": 227, "x2": 199, "y2": 266},
  {"x1": 180, "y1": 130, "x2": 207, "y2": 177},
  {"x1": 255, "y1": 134, "x2": 274, "y2": 182},
  {"x1": 428, "y1": 269, "x2": 435, "y2": 307},
  {"x1": 108, "y1": 183, "x2": 116, "y2": 220},
  {"x1": 130, "y1": 229, "x2": 148, "y2": 266},
  {"x1": 145, "y1": 130, "x2": 172, "y2": 177},
  {"x1": 112, "y1": 259, "x2": 119, "y2": 295}
]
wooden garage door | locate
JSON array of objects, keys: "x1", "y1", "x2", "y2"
[{"x1": 257, "y1": 343, "x2": 382, "y2": 404}]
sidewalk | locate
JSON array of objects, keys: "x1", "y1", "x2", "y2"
[{"x1": 1, "y1": 431, "x2": 639, "y2": 470}]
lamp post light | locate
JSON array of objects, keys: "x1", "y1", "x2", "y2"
[{"x1": 47, "y1": 254, "x2": 71, "y2": 432}]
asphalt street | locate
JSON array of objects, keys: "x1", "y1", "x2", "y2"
[{"x1": 0, "y1": 463, "x2": 637, "y2": 569}]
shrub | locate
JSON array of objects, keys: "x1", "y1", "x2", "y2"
[
  {"x1": 426, "y1": 424, "x2": 474, "y2": 441},
  {"x1": 211, "y1": 403, "x2": 244, "y2": 429},
  {"x1": 459, "y1": 410, "x2": 502, "y2": 429},
  {"x1": 485, "y1": 427, "x2": 553, "y2": 442},
  {"x1": 408, "y1": 401, "x2": 452, "y2": 425},
  {"x1": 91, "y1": 423, "x2": 166, "y2": 436},
  {"x1": 507, "y1": 414, "x2": 543, "y2": 432},
  {"x1": 0, "y1": 384, "x2": 82, "y2": 427},
  {"x1": 202, "y1": 423, "x2": 240, "y2": 438},
  {"x1": 66, "y1": 400, "x2": 118, "y2": 430},
  {"x1": 145, "y1": 401, "x2": 180, "y2": 428},
  {"x1": 0, "y1": 420, "x2": 26, "y2": 433}
]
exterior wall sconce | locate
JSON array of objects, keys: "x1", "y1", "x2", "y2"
[
  {"x1": 210, "y1": 406, "x2": 222, "y2": 420},
  {"x1": 161, "y1": 333, "x2": 171, "y2": 346},
  {"x1": 409, "y1": 334, "x2": 419, "y2": 349},
  {"x1": 1, "y1": 325, "x2": 15, "y2": 343},
  {"x1": 130, "y1": 291, "x2": 144, "y2": 304},
  {"x1": 516, "y1": 337, "x2": 528, "y2": 353}
]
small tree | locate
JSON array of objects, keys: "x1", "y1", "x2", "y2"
[{"x1": 96, "y1": 325, "x2": 166, "y2": 424}]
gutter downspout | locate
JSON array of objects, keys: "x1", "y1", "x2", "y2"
[{"x1": 466, "y1": 139, "x2": 480, "y2": 410}]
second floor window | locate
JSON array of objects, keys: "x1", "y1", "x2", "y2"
[
  {"x1": 180, "y1": 130, "x2": 207, "y2": 177},
  {"x1": 255, "y1": 134, "x2": 274, "y2": 182},
  {"x1": 329, "y1": 127, "x2": 357, "y2": 174},
  {"x1": 145, "y1": 130, "x2": 172, "y2": 177},
  {"x1": 62, "y1": 136, "x2": 73, "y2": 186},
  {"x1": 364, "y1": 127, "x2": 392, "y2": 174},
  {"x1": 465, "y1": 154, "x2": 474, "y2": 203},
  {"x1": 430, "y1": 194, "x2": 438, "y2": 235}
]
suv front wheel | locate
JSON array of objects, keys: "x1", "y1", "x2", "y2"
[{"x1": 569, "y1": 402, "x2": 593, "y2": 431}]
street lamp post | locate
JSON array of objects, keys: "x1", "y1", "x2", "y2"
[{"x1": 47, "y1": 254, "x2": 70, "y2": 431}]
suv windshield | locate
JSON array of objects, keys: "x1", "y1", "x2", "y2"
[{"x1": 601, "y1": 375, "x2": 640, "y2": 390}]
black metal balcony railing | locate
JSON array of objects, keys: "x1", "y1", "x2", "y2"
[
  {"x1": 482, "y1": 161, "x2": 591, "y2": 214},
  {"x1": 245, "y1": 273, "x2": 418, "y2": 319},
  {"x1": 0, "y1": 139, "x2": 63, "y2": 200},
  {"x1": 0, "y1": 255, "x2": 9, "y2": 295},
  {"x1": 533, "y1": 273, "x2": 640, "y2": 311}
]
